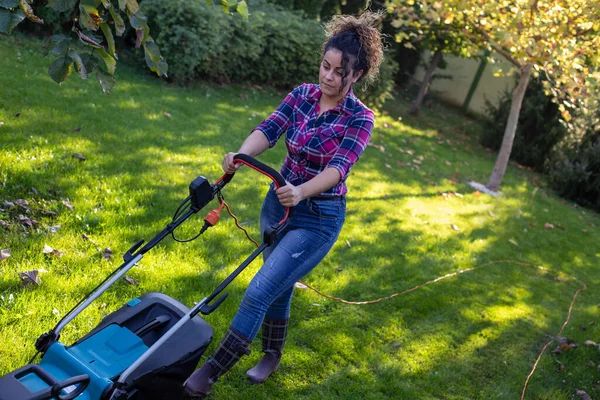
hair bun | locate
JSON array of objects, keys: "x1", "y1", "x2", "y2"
[{"x1": 324, "y1": 11, "x2": 385, "y2": 85}]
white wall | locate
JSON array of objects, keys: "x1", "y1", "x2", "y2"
[{"x1": 413, "y1": 51, "x2": 516, "y2": 115}]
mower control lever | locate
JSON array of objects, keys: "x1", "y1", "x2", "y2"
[
  {"x1": 123, "y1": 239, "x2": 145, "y2": 262},
  {"x1": 200, "y1": 293, "x2": 229, "y2": 315}
]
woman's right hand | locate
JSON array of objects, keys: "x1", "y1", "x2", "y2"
[{"x1": 222, "y1": 152, "x2": 240, "y2": 174}]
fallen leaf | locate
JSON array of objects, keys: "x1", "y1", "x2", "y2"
[
  {"x1": 62, "y1": 200, "x2": 74, "y2": 210},
  {"x1": 124, "y1": 276, "x2": 139, "y2": 286},
  {"x1": 103, "y1": 248, "x2": 113, "y2": 260},
  {"x1": 1, "y1": 248, "x2": 10, "y2": 261},
  {"x1": 41, "y1": 209, "x2": 57, "y2": 217},
  {"x1": 385, "y1": 163, "x2": 391, "y2": 169},
  {"x1": 508, "y1": 238, "x2": 518, "y2": 246},
  {"x1": 445, "y1": 160, "x2": 452, "y2": 166},
  {"x1": 451, "y1": 224, "x2": 459, "y2": 231},
  {"x1": 576, "y1": 390, "x2": 592, "y2": 400},
  {"x1": 42, "y1": 244, "x2": 64, "y2": 257},
  {"x1": 48, "y1": 225, "x2": 61, "y2": 233},
  {"x1": 584, "y1": 340, "x2": 598, "y2": 346},
  {"x1": 163, "y1": 112, "x2": 172, "y2": 118},
  {"x1": 72, "y1": 153, "x2": 86, "y2": 161},
  {"x1": 529, "y1": 222, "x2": 537, "y2": 227},
  {"x1": 82, "y1": 233, "x2": 98, "y2": 245},
  {"x1": 455, "y1": 192, "x2": 463, "y2": 198},
  {"x1": 19, "y1": 216, "x2": 38, "y2": 228},
  {"x1": 587, "y1": 360, "x2": 596, "y2": 367},
  {"x1": 551, "y1": 337, "x2": 577, "y2": 354},
  {"x1": 554, "y1": 222, "x2": 566, "y2": 230},
  {"x1": 345, "y1": 239, "x2": 352, "y2": 248},
  {"x1": 544, "y1": 223, "x2": 555, "y2": 230},
  {"x1": 3, "y1": 201, "x2": 15, "y2": 208},
  {"x1": 488, "y1": 211, "x2": 496, "y2": 217},
  {"x1": 19, "y1": 270, "x2": 41, "y2": 287},
  {"x1": 15, "y1": 199, "x2": 29, "y2": 207},
  {"x1": 0, "y1": 220, "x2": 10, "y2": 229},
  {"x1": 473, "y1": 191, "x2": 481, "y2": 197}
]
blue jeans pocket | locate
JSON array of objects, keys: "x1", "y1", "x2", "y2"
[{"x1": 307, "y1": 200, "x2": 339, "y2": 220}]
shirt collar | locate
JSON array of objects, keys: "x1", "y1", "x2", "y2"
[{"x1": 310, "y1": 85, "x2": 356, "y2": 116}]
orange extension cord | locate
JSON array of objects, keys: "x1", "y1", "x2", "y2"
[{"x1": 210, "y1": 200, "x2": 587, "y2": 398}]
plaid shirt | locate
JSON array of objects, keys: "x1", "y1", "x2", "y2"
[{"x1": 255, "y1": 83, "x2": 374, "y2": 196}]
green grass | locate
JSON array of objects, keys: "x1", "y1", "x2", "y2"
[{"x1": 1, "y1": 34, "x2": 600, "y2": 399}]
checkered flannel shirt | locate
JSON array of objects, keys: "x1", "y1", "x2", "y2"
[{"x1": 254, "y1": 83, "x2": 374, "y2": 196}]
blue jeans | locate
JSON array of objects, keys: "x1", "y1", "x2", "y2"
[{"x1": 230, "y1": 186, "x2": 346, "y2": 340}]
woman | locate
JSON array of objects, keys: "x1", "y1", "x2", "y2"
[{"x1": 184, "y1": 11, "x2": 384, "y2": 398}]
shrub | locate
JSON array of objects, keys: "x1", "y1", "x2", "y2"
[
  {"x1": 141, "y1": 0, "x2": 323, "y2": 88},
  {"x1": 359, "y1": 55, "x2": 398, "y2": 110},
  {"x1": 548, "y1": 132, "x2": 600, "y2": 211},
  {"x1": 479, "y1": 78, "x2": 568, "y2": 171}
]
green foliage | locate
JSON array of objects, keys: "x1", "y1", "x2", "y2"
[
  {"x1": 548, "y1": 132, "x2": 600, "y2": 212},
  {"x1": 359, "y1": 55, "x2": 398, "y2": 110},
  {"x1": 480, "y1": 78, "x2": 568, "y2": 171},
  {"x1": 1, "y1": 0, "x2": 248, "y2": 93},
  {"x1": 142, "y1": 0, "x2": 324, "y2": 88}
]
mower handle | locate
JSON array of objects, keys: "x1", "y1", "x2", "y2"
[{"x1": 217, "y1": 153, "x2": 286, "y2": 188}]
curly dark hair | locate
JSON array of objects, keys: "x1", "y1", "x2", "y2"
[{"x1": 322, "y1": 11, "x2": 385, "y2": 92}]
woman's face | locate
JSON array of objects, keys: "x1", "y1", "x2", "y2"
[{"x1": 319, "y1": 49, "x2": 361, "y2": 100}]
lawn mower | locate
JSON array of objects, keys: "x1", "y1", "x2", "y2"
[{"x1": 0, "y1": 154, "x2": 289, "y2": 400}]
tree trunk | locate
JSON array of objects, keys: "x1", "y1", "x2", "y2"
[
  {"x1": 410, "y1": 48, "x2": 443, "y2": 116},
  {"x1": 486, "y1": 63, "x2": 533, "y2": 192}
]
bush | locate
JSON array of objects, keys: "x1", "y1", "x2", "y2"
[
  {"x1": 141, "y1": 0, "x2": 323, "y2": 88},
  {"x1": 359, "y1": 55, "x2": 398, "y2": 110},
  {"x1": 479, "y1": 78, "x2": 568, "y2": 171},
  {"x1": 548, "y1": 132, "x2": 600, "y2": 212}
]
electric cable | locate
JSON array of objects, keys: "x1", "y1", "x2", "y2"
[{"x1": 223, "y1": 201, "x2": 586, "y2": 398}]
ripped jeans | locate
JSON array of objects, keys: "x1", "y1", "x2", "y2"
[{"x1": 230, "y1": 186, "x2": 346, "y2": 340}]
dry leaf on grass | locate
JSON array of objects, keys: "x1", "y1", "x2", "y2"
[
  {"x1": 19, "y1": 270, "x2": 41, "y2": 287},
  {"x1": 1, "y1": 248, "x2": 10, "y2": 261},
  {"x1": 62, "y1": 200, "x2": 74, "y2": 210},
  {"x1": 124, "y1": 276, "x2": 139, "y2": 286},
  {"x1": 42, "y1": 244, "x2": 64, "y2": 257},
  {"x1": 576, "y1": 390, "x2": 592, "y2": 400},
  {"x1": 551, "y1": 337, "x2": 577, "y2": 354}
]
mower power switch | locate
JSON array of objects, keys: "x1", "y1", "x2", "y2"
[{"x1": 189, "y1": 176, "x2": 214, "y2": 211}]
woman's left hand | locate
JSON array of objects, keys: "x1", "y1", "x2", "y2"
[{"x1": 276, "y1": 182, "x2": 304, "y2": 207}]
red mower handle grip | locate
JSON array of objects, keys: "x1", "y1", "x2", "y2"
[
  {"x1": 217, "y1": 153, "x2": 286, "y2": 189},
  {"x1": 216, "y1": 154, "x2": 290, "y2": 225}
]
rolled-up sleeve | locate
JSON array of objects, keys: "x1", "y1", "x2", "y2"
[
  {"x1": 326, "y1": 109, "x2": 374, "y2": 181},
  {"x1": 254, "y1": 87, "x2": 299, "y2": 148}
]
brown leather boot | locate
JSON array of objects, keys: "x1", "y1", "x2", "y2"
[
  {"x1": 246, "y1": 318, "x2": 288, "y2": 384},
  {"x1": 183, "y1": 327, "x2": 251, "y2": 398}
]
